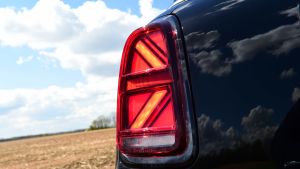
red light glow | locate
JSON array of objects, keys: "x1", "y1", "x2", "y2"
[
  {"x1": 117, "y1": 24, "x2": 186, "y2": 156},
  {"x1": 131, "y1": 89, "x2": 167, "y2": 129}
]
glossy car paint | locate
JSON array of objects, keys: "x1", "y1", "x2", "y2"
[
  {"x1": 175, "y1": 0, "x2": 300, "y2": 168},
  {"x1": 117, "y1": 0, "x2": 300, "y2": 168}
]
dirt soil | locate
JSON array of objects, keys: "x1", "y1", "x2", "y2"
[{"x1": 0, "y1": 128, "x2": 116, "y2": 169}]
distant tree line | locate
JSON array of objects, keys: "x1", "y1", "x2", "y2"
[
  {"x1": 88, "y1": 114, "x2": 116, "y2": 130},
  {"x1": 0, "y1": 129, "x2": 85, "y2": 142}
]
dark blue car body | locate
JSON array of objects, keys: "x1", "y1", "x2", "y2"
[{"x1": 117, "y1": 0, "x2": 300, "y2": 168}]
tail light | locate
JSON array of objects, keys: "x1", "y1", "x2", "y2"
[{"x1": 117, "y1": 16, "x2": 195, "y2": 165}]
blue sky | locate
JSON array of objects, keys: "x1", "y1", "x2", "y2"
[
  {"x1": 0, "y1": 0, "x2": 173, "y2": 138},
  {"x1": 0, "y1": 0, "x2": 172, "y2": 89},
  {"x1": 0, "y1": 0, "x2": 172, "y2": 11}
]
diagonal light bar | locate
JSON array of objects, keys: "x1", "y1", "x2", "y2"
[
  {"x1": 135, "y1": 41, "x2": 164, "y2": 68},
  {"x1": 144, "y1": 37, "x2": 168, "y2": 64},
  {"x1": 131, "y1": 90, "x2": 167, "y2": 129}
]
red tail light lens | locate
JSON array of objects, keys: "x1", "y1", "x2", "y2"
[{"x1": 117, "y1": 22, "x2": 187, "y2": 156}]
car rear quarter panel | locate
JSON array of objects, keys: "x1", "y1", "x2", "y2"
[{"x1": 173, "y1": 0, "x2": 300, "y2": 168}]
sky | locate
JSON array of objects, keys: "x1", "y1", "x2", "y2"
[{"x1": 0, "y1": 0, "x2": 173, "y2": 139}]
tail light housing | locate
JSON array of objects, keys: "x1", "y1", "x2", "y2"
[{"x1": 117, "y1": 16, "x2": 196, "y2": 166}]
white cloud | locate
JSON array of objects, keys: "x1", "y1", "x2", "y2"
[
  {"x1": 190, "y1": 50, "x2": 232, "y2": 77},
  {"x1": 280, "y1": 68, "x2": 297, "y2": 79},
  {"x1": 292, "y1": 88, "x2": 300, "y2": 102},
  {"x1": 0, "y1": 0, "x2": 166, "y2": 138},
  {"x1": 185, "y1": 31, "x2": 220, "y2": 50},
  {"x1": 195, "y1": 106, "x2": 278, "y2": 156},
  {"x1": 228, "y1": 22, "x2": 300, "y2": 61},
  {"x1": 280, "y1": 5, "x2": 299, "y2": 18},
  {"x1": 241, "y1": 105, "x2": 277, "y2": 142},
  {"x1": 0, "y1": 76, "x2": 118, "y2": 138},
  {"x1": 186, "y1": 30, "x2": 232, "y2": 77},
  {"x1": 16, "y1": 56, "x2": 34, "y2": 65},
  {"x1": 214, "y1": 0, "x2": 245, "y2": 12},
  {"x1": 186, "y1": 4, "x2": 300, "y2": 77},
  {"x1": 241, "y1": 105, "x2": 274, "y2": 130},
  {"x1": 0, "y1": 0, "x2": 163, "y2": 76},
  {"x1": 187, "y1": 18, "x2": 300, "y2": 77},
  {"x1": 0, "y1": 0, "x2": 80, "y2": 49},
  {"x1": 197, "y1": 114, "x2": 236, "y2": 155},
  {"x1": 139, "y1": 0, "x2": 164, "y2": 22}
]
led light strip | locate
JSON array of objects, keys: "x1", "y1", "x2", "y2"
[
  {"x1": 131, "y1": 90, "x2": 167, "y2": 129},
  {"x1": 135, "y1": 41, "x2": 164, "y2": 68}
]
